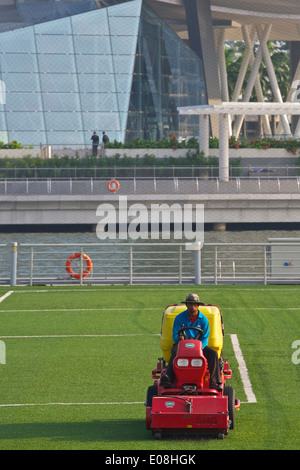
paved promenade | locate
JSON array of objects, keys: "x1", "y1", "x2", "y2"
[{"x1": 0, "y1": 177, "x2": 299, "y2": 227}]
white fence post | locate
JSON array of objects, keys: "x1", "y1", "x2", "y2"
[
  {"x1": 10, "y1": 242, "x2": 17, "y2": 286},
  {"x1": 194, "y1": 242, "x2": 202, "y2": 285}
]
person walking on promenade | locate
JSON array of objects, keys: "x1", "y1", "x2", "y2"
[{"x1": 91, "y1": 132, "x2": 99, "y2": 156}]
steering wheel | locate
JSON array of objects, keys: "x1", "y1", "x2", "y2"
[{"x1": 177, "y1": 326, "x2": 204, "y2": 341}]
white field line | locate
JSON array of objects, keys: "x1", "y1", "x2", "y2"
[
  {"x1": 0, "y1": 401, "x2": 144, "y2": 408},
  {"x1": 0, "y1": 399, "x2": 252, "y2": 408},
  {"x1": 0, "y1": 291, "x2": 13, "y2": 303},
  {"x1": 0, "y1": 334, "x2": 160, "y2": 339},
  {"x1": 2, "y1": 303, "x2": 300, "y2": 314},
  {"x1": 230, "y1": 333, "x2": 257, "y2": 404},
  {"x1": 0, "y1": 308, "x2": 161, "y2": 313},
  {"x1": 225, "y1": 307, "x2": 300, "y2": 310},
  {"x1": 11, "y1": 287, "x2": 300, "y2": 293},
  {"x1": 2, "y1": 306, "x2": 300, "y2": 314}
]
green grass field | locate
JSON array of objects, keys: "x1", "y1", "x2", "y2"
[{"x1": 0, "y1": 284, "x2": 299, "y2": 450}]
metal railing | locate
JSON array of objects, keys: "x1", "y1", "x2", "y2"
[
  {"x1": 0, "y1": 244, "x2": 9, "y2": 284},
  {"x1": 1, "y1": 176, "x2": 300, "y2": 195},
  {"x1": 0, "y1": 165, "x2": 299, "y2": 179},
  {"x1": 0, "y1": 240, "x2": 300, "y2": 286},
  {"x1": 12, "y1": 243, "x2": 198, "y2": 286}
]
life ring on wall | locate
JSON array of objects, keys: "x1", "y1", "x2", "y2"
[
  {"x1": 108, "y1": 179, "x2": 120, "y2": 192},
  {"x1": 65, "y1": 252, "x2": 93, "y2": 279}
]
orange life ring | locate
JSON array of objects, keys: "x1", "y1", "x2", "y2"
[
  {"x1": 65, "y1": 252, "x2": 93, "y2": 279},
  {"x1": 108, "y1": 179, "x2": 120, "y2": 192}
]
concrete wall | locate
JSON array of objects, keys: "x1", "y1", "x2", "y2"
[
  {"x1": 1, "y1": 193, "x2": 300, "y2": 226},
  {"x1": 0, "y1": 147, "x2": 296, "y2": 163},
  {"x1": 0, "y1": 149, "x2": 41, "y2": 158}
]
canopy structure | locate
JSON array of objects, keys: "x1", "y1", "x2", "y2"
[
  {"x1": 178, "y1": 102, "x2": 300, "y2": 181},
  {"x1": 152, "y1": 1, "x2": 300, "y2": 140}
]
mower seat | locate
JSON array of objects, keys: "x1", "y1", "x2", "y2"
[
  {"x1": 173, "y1": 338, "x2": 208, "y2": 389},
  {"x1": 160, "y1": 304, "x2": 224, "y2": 362}
]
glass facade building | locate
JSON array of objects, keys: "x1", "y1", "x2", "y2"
[{"x1": 0, "y1": 0, "x2": 207, "y2": 148}]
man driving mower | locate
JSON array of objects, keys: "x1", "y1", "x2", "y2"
[{"x1": 160, "y1": 293, "x2": 222, "y2": 390}]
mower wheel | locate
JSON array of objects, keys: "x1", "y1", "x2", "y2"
[
  {"x1": 224, "y1": 385, "x2": 235, "y2": 429},
  {"x1": 146, "y1": 384, "x2": 158, "y2": 407}
]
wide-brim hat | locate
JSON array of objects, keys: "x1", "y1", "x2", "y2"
[{"x1": 182, "y1": 293, "x2": 202, "y2": 304}]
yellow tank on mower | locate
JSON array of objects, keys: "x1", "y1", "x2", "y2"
[{"x1": 160, "y1": 304, "x2": 224, "y2": 362}]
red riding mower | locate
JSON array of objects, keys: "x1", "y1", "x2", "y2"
[{"x1": 145, "y1": 304, "x2": 240, "y2": 439}]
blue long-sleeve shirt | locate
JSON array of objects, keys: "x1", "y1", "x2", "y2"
[{"x1": 172, "y1": 309, "x2": 209, "y2": 349}]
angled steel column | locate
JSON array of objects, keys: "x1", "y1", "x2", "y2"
[
  {"x1": 290, "y1": 39, "x2": 300, "y2": 134},
  {"x1": 278, "y1": 38, "x2": 300, "y2": 136},
  {"x1": 233, "y1": 24, "x2": 271, "y2": 138},
  {"x1": 217, "y1": 28, "x2": 232, "y2": 135},
  {"x1": 277, "y1": 59, "x2": 300, "y2": 137},
  {"x1": 184, "y1": 0, "x2": 221, "y2": 137},
  {"x1": 242, "y1": 25, "x2": 272, "y2": 137},
  {"x1": 232, "y1": 25, "x2": 271, "y2": 137},
  {"x1": 256, "y1": 24, "x2": 291, "y2": 137}
]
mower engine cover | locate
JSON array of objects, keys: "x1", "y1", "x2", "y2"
[{"x1": 173, "y1": 339, "x2": 207, "y2": 389}]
